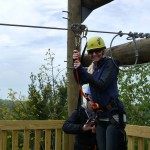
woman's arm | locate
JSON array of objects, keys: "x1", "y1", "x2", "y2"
[
  {"x1": 76, "y1": 59, "x2": 119, "y2": 90},
  {"x1": 88, "y1": 60, "x2": 118, "y2": 90}
]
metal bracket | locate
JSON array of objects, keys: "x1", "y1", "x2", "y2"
[{"x1": 62, "y1": 10, "x2": 70, "y2": 20}]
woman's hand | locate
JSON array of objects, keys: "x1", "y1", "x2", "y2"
[
  {"x1": 73, "y1": 50, "x2": 81, "y2": 69},
  {"x1": 74, "y1": 60, "x2": 81, "y2": 69}
]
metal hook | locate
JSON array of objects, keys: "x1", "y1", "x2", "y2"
[{"x1": 62, "y1": 10, "x2": 70, "y2": 20}]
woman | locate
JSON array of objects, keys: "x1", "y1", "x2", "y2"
[{"x1": 73, "y1": 36, "x2": 127, "y2": 150}]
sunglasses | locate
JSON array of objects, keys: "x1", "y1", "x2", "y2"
[{"x1": 87, "y1": 49, "x2": 103, "y2": 55}]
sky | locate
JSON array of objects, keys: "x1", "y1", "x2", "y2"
[{"x1": 0, "y1": 0, "x2": 149, "y2": 99}]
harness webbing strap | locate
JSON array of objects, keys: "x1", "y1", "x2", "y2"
[
  {"x1": 75, "y1": 69, "x2": 88, "y2": 98},
  {"x1": 75, "y1": 68, "x2": 101, "y2": 111}
]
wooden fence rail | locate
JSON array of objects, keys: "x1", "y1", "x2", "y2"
[
  {"x1": 0, "y1": 120, "x2": 149, "y2": 150},
  {"x1": 125, "y1": 125, "x2": 150, "y2": 150}
]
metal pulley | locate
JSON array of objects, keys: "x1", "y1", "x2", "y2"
[{"x1": 71, "y1": 24, "x2": 88, "y2": 49}]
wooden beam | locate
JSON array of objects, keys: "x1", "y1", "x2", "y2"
[
  {"x1": 82, "y1": 38, "x2": 150, "y2": 67},
  {"x1": 82, "y1": 0, "x2": 113, "y2": 10}
]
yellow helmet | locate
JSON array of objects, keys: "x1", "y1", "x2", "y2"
[{"x1": 86, "y1": 36, "x2": 106, "y2": 51}]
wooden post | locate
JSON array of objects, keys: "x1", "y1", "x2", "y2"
[
  {"x1": 67, "y1": 0, "x2": 81, "y2": 150},
  {"x1": 67, "y1": 0, "x2": 81, "y2": 115}
]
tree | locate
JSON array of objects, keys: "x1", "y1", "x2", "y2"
[
  {"x1": 26, "y1": 49, "x2": 68, "y2": 120},
  {"x1": 0, "y1": 89, "x2": 28, "y2": 120},
  {"x1": 118, "y1": 64, "x2": 150, "y2": 126},
  {"x1": 0, "y1": 49, "x2": 68, "y2": 122},
  {"x1": 25, "y1": 49, "x2": 68, "y2": 150}
]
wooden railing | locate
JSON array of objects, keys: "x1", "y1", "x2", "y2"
[
  {"x1": 125, "y1": 125, "x2": 150, "y2": 150},
  {"x1": 0, "y1": 120, "x2": 68, "y2": 150},
  {"x1": 0, "y1": 120, "x2": 149, "y2": 150}
]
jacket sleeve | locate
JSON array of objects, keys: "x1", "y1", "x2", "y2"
[
  {"x1": 62, "y1": 110, "x2": 84, "y2": 134},
  {"x1": 73, "y1": 65, "x2": 91, "y2": 85},
  {"x1": 73, "y1": 65, "x2": 88, "y2": 84},
  {"x1": 76, "y1": 59, "x2": 119, "y2": 90},
  {"x1": 88, "y1": 60, "x2": 118, "y2": 90}
]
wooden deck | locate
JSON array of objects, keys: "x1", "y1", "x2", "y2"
[{"x1": 0, "y1": 120, "x2": 149, "y2": 150}]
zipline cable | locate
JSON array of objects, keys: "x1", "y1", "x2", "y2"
[
  {"x1": 0, "y1": 22, "x2": 149, "y2": 71},
  {"x1": 0, "y1": 23, "x2": 69, "y2": 31},
  {"x1": 0, "y1": 23, "x2": 121, "y2": 34},
  {"x1": 1, "y1": 23, "x2": 150, "y2": 38},
  {"x1": 0, "y1": 23, "x2": 127, "y2": 36}
]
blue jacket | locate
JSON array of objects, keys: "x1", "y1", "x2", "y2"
[{"x1": 74, "y1": 57, "x2": 121, "y2": 117}]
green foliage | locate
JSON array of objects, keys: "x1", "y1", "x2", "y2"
[
  {"x1": 0, "y1": 49, "x2": 68, "y2": 150},
  {"x1": 0, "y1": 49, "x2": 68, "y2": 121},
  {"x1": 0, "y1": 90, "x2": 28, "y2": 120},
  {"x1": 1, "y1": 48, "x2": 149, "y2": 127},
  {"x1": 118, "y1": 64, "x2": 150, "y2": 126},
  {"x1": 0, "y1": 99, "x2": 12, "y2": 119},
  {"x1": 26, "y1": 49, "x2": 68, "y2": 120}
]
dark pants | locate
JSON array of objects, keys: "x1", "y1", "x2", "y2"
[{"x1": 96, "y1": 121, "x2": 126, "y2": 150}]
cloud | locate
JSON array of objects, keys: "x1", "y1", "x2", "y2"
[
  {"x1": 83, "y1": 0, "x2": 150, "y2": 46},
  {"x1": 0, "y1": 1, "x2": 68, "y2": 98}
]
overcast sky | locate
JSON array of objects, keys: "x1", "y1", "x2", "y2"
[{"x1": 0, "y1": 0, "x2": 149, "y2": 99}]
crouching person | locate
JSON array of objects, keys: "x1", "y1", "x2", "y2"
[{"x1": 62, "y1": 86, "x2": 98, "y2": 150}]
